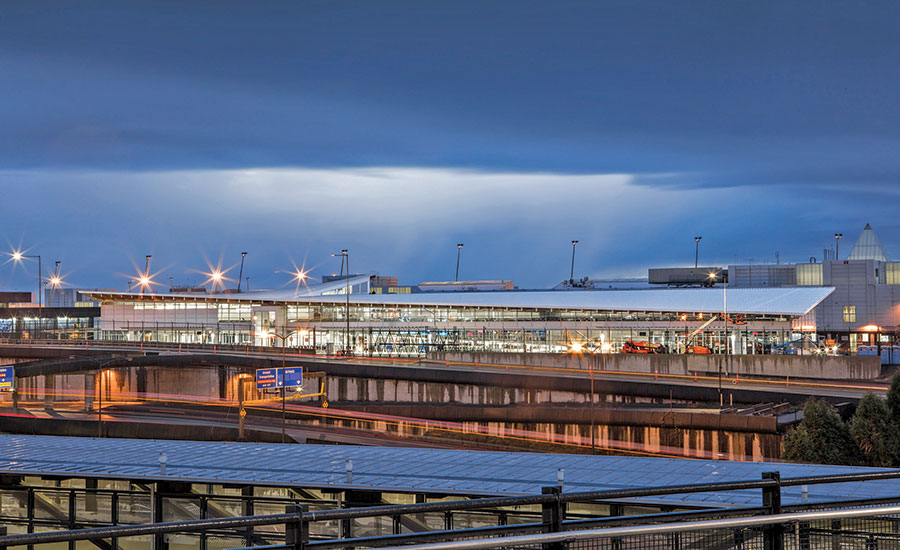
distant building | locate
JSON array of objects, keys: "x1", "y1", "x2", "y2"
[
  {"x1": 726, "y1": 224, "x2": 900, "y2": 351},
  {"x1": 417, "y1": 280, "x2": 514, "y2": 292},
  {"x1": 45, "y1": 288, "x2": 114, "y2": 308},
  {"x1": 554, "y1": 277, "x2": 653, "y2": 290},
  {"x1": 0, "y1": 291, "x2": 32, "y2": 306}
]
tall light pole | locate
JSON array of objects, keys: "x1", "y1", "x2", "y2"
[
  {"x1": 237, "y1": 252, "x2": 247, "y2": 291},
  {"x1": 268, "y1": 331, "x2": 289, "y2": 443},
  {"x1": 570, "y1": 240, "x2": 579, "y2": 282},
  {"x1": 834, "y1": 233, "x2": 843, "y2": 260},
  {"x1": 695, "y1": 237, "x2": 702, "y2": 268},
  {"x1": 332, "y1": 250, "x2": 351, "y2": 355},
  {"x1": 47, "y1": 262, "x2": 62, "y2": 308},
  {"x1": 455, "y1": 244, "x2": 464, "y2": 282},
  {"x1": 140, "y1": 255, "x2": 152, "y2": 295},
  {"x1": 9, "y1": 251, "x2": 42, "y2": 307},
  {"x1": 709, "y1": 270, "x2": 726, "y2": 407}
]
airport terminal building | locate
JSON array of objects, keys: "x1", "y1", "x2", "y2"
[
  {"x1": 82, "y1": 281, "x2": 832, "y2": 357},
  {"x1": 726, "y1": 225, "x2": 900, "y2": 353}
]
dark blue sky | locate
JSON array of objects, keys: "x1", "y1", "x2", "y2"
[{"x1": 2, "y1": 1, "x2": 899, "y2": 291}]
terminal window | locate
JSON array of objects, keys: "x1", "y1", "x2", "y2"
[
  {"x1": 886, "y1": 263, "x2": 900, "y2": 284},
  {"x1": 843, "y1": 305, "x2": 857, "y2": 323},
  {"x1": 796, "y1": 263, "x2": 824, "y2": 286}
]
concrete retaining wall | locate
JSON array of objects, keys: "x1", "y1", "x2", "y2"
[{"x1": 428, "y1": 351, "x2": 881, "y2": 380}]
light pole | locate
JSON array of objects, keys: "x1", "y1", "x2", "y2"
[
  {"x1": 835, "y1": 233, "x2": 843, "y2": 260},
  {"x1": 695, "y1": 237, "x2": 702, "y2": 268},
  {"x1": 9, "y1": 251, "x2": 42, "y2": 308},
  {"x1": 709, "y1": 270, "x2": 727, "y2": 407},
  {"x1": 138, "y1": 255, "x2": 153, "y2": 295},
  {"x1": 90, "y1": 358, "x2": 118, "y2": 438},
  {"x1": 570, "y1": 240, "x2": 579, "y2": 282},
  {"x1": 237, "y1": 252, "x2": 247, "y2": 292},
  {"x1": 455, "y1": 244, "x2": 463, "y2": 282},
  {"x1": 268, "y1": 331, "x2": 290, "y2": 443},
  {"x1": 331, "y1": 250, "x2": 351, "y2": 355},
  {"x1": 237, "y1": 374, "x2": 250, "y2": 440}
]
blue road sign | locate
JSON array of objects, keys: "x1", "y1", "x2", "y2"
[
  {"x1": 255, "y1": 368, "x2": 282, "y2": 390},
  {"x1": 283, "y1": 367, "x2": 303, "y2": 388},
  {"x1": 0, "y1": 366, "x2": 13, "y2": 390}
]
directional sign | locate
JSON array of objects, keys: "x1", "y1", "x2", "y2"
[
  {"x1": 255, "y1": 368, "x2": 282, "y2": 390},
  {"x1": 257, "y1": 367, "x2": 302, "y2": 390},
  {"x1": 0, "y1": 366, "x2": 13, "y2": 390},
  {"x1": 283, "y1": 367, "x2": 303, "y2": 388}
]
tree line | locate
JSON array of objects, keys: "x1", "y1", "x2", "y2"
[{"x1": 783, "y1": 373, "x2": 900, "y2": 466}]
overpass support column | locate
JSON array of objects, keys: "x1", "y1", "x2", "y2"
[
  {"x1": 43, "y1": 375, "x2": 54, "y2": 411},
  {"x1": 84, "y1": 374, "x2": 95, "y2": 412}
]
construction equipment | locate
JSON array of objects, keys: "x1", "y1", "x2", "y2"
[
  {"x1": 677, "y1": 313, "x2": 745, "y2": 354},
  {"x1": 622, "y1": 341, "x2": 667, "y2": 354}
]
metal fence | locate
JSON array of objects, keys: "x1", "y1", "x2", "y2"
[{"x1": 5, "y1": 471, "x2": 900, "y2": 550}]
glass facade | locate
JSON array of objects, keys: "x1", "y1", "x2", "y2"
[
  {"x1": 796, "y1": 263, "x2": 824, "y2": 286},
  {"x1": 92, "y1": 297, "x2": 798, "y2": 357}
]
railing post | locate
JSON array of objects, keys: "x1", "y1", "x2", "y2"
[
  {"x1": 285, "y1": 503, "x2": 308, "y2": 550},
  {"x1": 831, "y1": 519, "x2": 842, "y2": 550},
  {"x1": 762, "y1": 472, "x2": 783, "y2": 550},
  {"x1": 541, "y1": 486, "x2": 566, "y2": 550}
]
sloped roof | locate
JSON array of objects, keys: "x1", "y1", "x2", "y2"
[
  {"x1": 848, "y1": 224, "x2": 891, "y2": 261},
  {"x1": 0, "y1": 434, "x2": 897, "y2": 507},
  {"x1": 84, "y1": 286, "x2": 834, "y2": 317}
]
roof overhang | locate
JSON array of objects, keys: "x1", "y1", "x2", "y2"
[{"x1": 82, "y1": 286, "x2": 835, "y2": 317}]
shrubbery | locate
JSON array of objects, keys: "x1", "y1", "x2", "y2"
[{"x1": 783, "y1": 372, "x2": 900, "y2": 466}]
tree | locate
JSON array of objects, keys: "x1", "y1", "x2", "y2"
[
  {"x1": 886, "y1": 371, "x2": 900, "y2": 427},
  {"x1": 850, "y1": 393, "x2": 900, "y2": 467},
  {"x1": 783, "y1": 398, "x2": 859, "y2": 465}
]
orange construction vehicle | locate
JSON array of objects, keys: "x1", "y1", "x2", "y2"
[{"x1": 622, "y1": 341, "x2": 667, "y2": 354}]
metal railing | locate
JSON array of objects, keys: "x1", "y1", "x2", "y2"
[{"x1": 5, "y1": 470, "x2": 900, "y2": 550}]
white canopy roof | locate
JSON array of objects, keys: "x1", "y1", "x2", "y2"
[{"x1": 86, "y1": 285, "x2": 834, "y2": 317}]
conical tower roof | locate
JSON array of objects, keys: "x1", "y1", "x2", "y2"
[{"x1": 847, "y1": 224, "x2": 891, "y2": 261}]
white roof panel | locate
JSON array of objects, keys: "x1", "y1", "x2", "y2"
[{"x1": 86, "y1": 286, "x2": 834, "y2": 316}]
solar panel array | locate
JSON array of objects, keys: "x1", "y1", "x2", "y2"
[{"x1": 0, "y1": 435, "x2": 896, "y2": 508}]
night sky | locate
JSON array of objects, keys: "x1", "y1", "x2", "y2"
[{"x1": 2, "y1": 1, "x2": 899, "y2": 292}]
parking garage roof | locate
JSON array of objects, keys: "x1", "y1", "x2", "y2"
[{"x1": 0, "y1": 435, "x2": 895, "y2": 508}]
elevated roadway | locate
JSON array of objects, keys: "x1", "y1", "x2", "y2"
[{"x1": 0, "y1": 340, "x2": 887, "y2": 404}]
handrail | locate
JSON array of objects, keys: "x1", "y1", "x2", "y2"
[
  {"x1": 2, "y1": 468, "x2": 900, "y2": 547},
  {"x1": 372, "y1": 504, "x2": 900, "y2": 550}
]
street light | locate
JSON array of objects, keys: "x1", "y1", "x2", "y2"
[
  {"x1": 455, "y1": 244, "x2": 464, "y2": 282},
  {"x1": 237, "y1": 252, "x2": 248, "y2": 292},
  {"x1": 268, "y1": 331, "x2": 290, "y2": 443},
  {"x1": 88, "y1": 358, "x2": 119, "y2": 438},
  {"x1": 8, "y1": 250, "x2": 42, "y2": 307},
  {"x1": 835, "y1": 233, "x2": 843, "y2": 260},
  {"x1": 331, "y1": 250, "x2": 351, "y2": 355},
  {"x1": 570, "y1": 240, "x2": 579, "y2": 282},
  {"x1": 709, "y1": 270, "x2": 727, "y2": 407},
  {"x1": 48, "y1": 261, "x2": 62, "y2": 289},
  {"x1": 695, "y1": 237, "x2": 702, "y2": 268},
  {"x1": 136, "y1": 255, "x2": 154, "y2": 294}
]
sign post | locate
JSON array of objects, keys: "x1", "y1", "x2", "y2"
[
  {"x1": 256, "y1": 367, "x2": 303, "y2": 443},
  {"x1": 0, "y1": 366, "x2": 13, "y2": 391}
]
